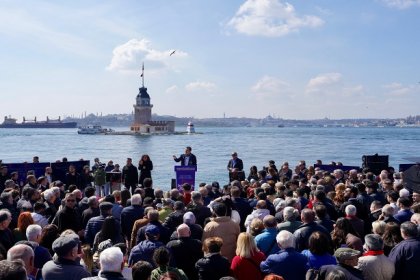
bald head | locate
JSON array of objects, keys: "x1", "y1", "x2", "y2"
[
  {"x1": 256, "y1": 200, "x2": 267, "y2": 209},
  {"x1": 177, "y1": 224, "x2": 191, "y2": 238},
  {"x1": 7, "y1": 244, "x2": 34, "y2": 271}
]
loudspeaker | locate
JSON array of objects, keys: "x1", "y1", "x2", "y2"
[
  {"x1": 362, "y1": 154, "x2": 389, "y2": 175},
  {"x1": 171, "y1": 178, "x2": 177, "y2": 189}
]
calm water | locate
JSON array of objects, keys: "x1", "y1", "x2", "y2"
[{"x1": 0, "y1": 126, "x2": 419, "y2": 189}]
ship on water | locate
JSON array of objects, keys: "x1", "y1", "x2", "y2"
[{"x1": 0, "y1": 116, "x2": 77, "y2": 128}]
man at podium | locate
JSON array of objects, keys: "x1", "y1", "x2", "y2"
[{"x1": 173, "y1": 146, "x2": 197, "y2": 166}]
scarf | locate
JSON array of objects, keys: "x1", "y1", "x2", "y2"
[{"x1": 363, "y1": 250, "x2": 384, "y2": 256}]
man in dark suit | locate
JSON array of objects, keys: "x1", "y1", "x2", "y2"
[
  {"x1": 227, "y1": 152, "x2": 244, "y2": 181},
  {"x1": 173, "y1": 146, "x2": 197, "y2": 166}
]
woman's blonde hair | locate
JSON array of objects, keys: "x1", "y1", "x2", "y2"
[{"x1": 236, "y1": 232, "x2": 259, "y2": 258}]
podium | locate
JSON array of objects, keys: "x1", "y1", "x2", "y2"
[{"x1": 174, "y1": 166, "x2": 197, "y2": 190}]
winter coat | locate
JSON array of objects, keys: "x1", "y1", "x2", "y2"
[{"x1": 358, "y1": 254, "x2": 395, "y2": 280}]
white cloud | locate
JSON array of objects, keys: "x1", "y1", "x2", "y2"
[
  {"x1": 383, "y1": 82, "x2": 417, "y2": 96},
  {"x1": 306, "y1": 72, "x2": 342, "y2": 92},
  {"x1": 228, "y1": 0, "x2": 324, "y2": 37},
  {"x1": 165, "y1": 85, "x2": 179, "y2": 94},
  {"x1": 107, "y1": 38, "x2": 188, "y2": 72},
  {"x1": 252, "y1": 76, "x2": 289, "y2": 94},
  {"x1": 380, "y1": 0, "x2": 420, "y2": 9},
  {"x1": 185, "y1": 81, "x2": 216, "y2": 92}
]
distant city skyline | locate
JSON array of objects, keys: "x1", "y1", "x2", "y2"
[{"x1": 1, "y1": 0, "x2": 420, "y2": 120}]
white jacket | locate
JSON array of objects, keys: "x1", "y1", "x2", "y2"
[{"x1": 357, "y1": 254, "x2": 395, "y2": 280}]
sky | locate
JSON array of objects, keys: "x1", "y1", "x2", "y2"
[{"x1": 1, "y1": 0, "x2": 420, "y2": 120}]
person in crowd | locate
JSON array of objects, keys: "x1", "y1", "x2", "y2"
[
  {"x1": 138, "y1": 155, "x2": 153, "y2": 186},
  {"x1": 301, "y1": 231, "x2": 336, "y2": 270},
  {"x1": 277, "y1": 206, "x2": 302, "y2": 233},
  {"x1": 393, "y1": 197, "x2": 413, "y2": 224},
  {"x1": 388, "y1": 221, "x2": 420, "y2": 280},
  {"x1": 131, "y1": 261, "x2": 153, "y2": 280},
  {"x1": 85, "y1": 202, "x2": 118, "y2": 246},
  {"x1": 93, "y1": 165, "x2": 106, "y2": 197},
  {"x1": 122, "y1": 158, "x2": 138, "y2": 194},
  {"x1": 357, "y1": 234, "x2": 395, "y2": 280},
  {"x1": 31, "y1": 201, "x2": 49, "y2": 228},
  {"x1": 260, "y1": 230, "x2": 308, "y2": 279},
  {"x1": 136, "y1": 209, "x2": 170, "y2": 245},
  {"x1": 65, "y1": 165, "x2": 81, "y2": 189},
  {"x1": 92, "y1": 216, "x2": 124, "y2": 254},
  {"x1": 81, "y1": 196, "x2": 100, "y2": 229},
  {"x1": 42, "y1": 233, "x2": 91, "y2": 280},
  {"x1": 202, "y1": 202, "x2": 240, "y2": 261},
  {"x1": 382, "y1": 222, "x2": 403, "y2": 256},
  {"x1": 52, "y1": 193, "x2": 83, "y2": 236},
  {"x1": 0, "y1": 209, "x2": 14, "y2": 254},
  {"x1": 80, "y1": 165, "x2": 94, "y2": 192},
  {"x1": 166, "y1": 223, "x2": 203, "y2": 280},
  {"x1": 0, "y1": 260, "x2": 27, "y2": 280},
  {"x1": 195, "y1": 237, "x2": 230, "y2": 280},
  {"x1": 186, "y1": 192, "x2": 211, "y2": 227},
  {"x1": 173, "y1": 146, "x2": 197, "y2": 166},
  {"x1": 248, "y1": 166, "x2": 259, "y2": 182},
  {"x1": 13, "y1": 211, "x2": 34, "y2": 242},
  {"x1": 380, "y1": 204, "x2": 400, "y2": 224},
  {"x1": 7, "y1": 244, "x2": 36, "y2": 280},
  {"x1": 371, "y1": 220, "x2": 386, "y2": 236},
  {"x1": 150, "y1": 247, "x2": 188, "y2": 280},
  {"x1": 345, "y1": 204, "x2": 365, "y2": 239},
  {"x1": 249, "y1": 218, "x2": 265, "y2": 237},
  {"x1": 158, "y1": 198, "x2": 174, "y2": 222},
  {"x1": 129, "y1": 225, "x2": 164, "y2": 267},
  {"x1": 169, "y1": 211, "x2": 203, "y2": 241},
  {"x1": 26, "y1": 224, "x2": 52, "y2": 271},
  {"x1": 244, "y1": 200, "x2": 270, "y2": 233},
  {"x1": 255, "y1": 215, "x2": 279, "y2": 256},
  {"x1": 121, "y1": 194, "x2": 144, "y2": 243},
  {"x1": 230, "y1": 186, "x2": 252, "y2": 232},
  {"x1": 294, "y1": 208, "x2": 330, "y2": 252},
  {"x1": 331, "y1": 217, "x2": 363, "y2": 252},
  {"x1": 231, "y1": 232, "x2": 266, "y2": 280},
  {"x1": 82, "y1": 247, "x2": 126, "y2": 280},
  {"x1": 319, "y1": 248, "x2": 363, "y2": 280}
]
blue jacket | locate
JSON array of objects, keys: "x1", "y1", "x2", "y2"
[
  {"x1": 120, "y1": 205, "x2": 144, "y2": 240},
  {"x1": 255, "y1": 228, "x2": 279, "y2": 256},
  {"x1": 260, "y1": 248, "x2": 308, "y2": 280},
  {"x1": 388, "y1": 237, "x2": 420, "y2": 280},
  {"x1": 301, "y1": 250, "x2": 337, "y2": 269},
  {"x1": 85, "y1": 214, "x2": 121, "y2": 246},
  {"x1": 393, "y1": 209, "x2": 413, "y2": 224},
  {"x1": 129, "y1": 239, "x2": 164, "y2": 267}
]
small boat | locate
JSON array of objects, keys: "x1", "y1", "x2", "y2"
[
  {"x1": 77, "y1": 125, "x2": 114, "y2": 134},
  {"x1": 186, "y1": 121, "x2": 195, "y2": 134}
]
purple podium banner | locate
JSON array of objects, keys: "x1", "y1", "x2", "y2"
[{"x1": 174, "y1": 166, "x2": 197, "y2": 191}]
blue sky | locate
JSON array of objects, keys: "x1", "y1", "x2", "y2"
[{"x1": 1, "y1": 0, "x2": 420, "y2": 120}]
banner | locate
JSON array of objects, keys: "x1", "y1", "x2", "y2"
[
  {"x1": 174, "y1": 166, "x2": 197, "y2": 191},
  {"x1": 51, "y1": 160, "x2": 90, "y2": 182},
  {"x1": 3, "y1": 162, "x2": 50, "y2": 185}
]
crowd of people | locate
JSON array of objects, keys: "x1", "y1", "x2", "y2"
[{"x1": 0, "y1": 153, "x2": 420, "y2": 280}]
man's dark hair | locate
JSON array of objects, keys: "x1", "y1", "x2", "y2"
[
  {"x1": 143, "y1": 178, "x2": 152, "y2": 188},
  {"x1": 182, "y1": 183, "x2": 191, "y2": 191},
  {"x1": 308, "y1": 231, "x2": 330, "y2": 255},
  {"x1": 104, "y1": 195, "x2": 115, "y2": 204},
  {"x1": 0, "y1": 260, "x2": 27, "y2": 280},
  {"x1": 212, "y1": 202, "x2": 227, "y2": 217},
  {"x1": 314, "y1": 204, "x2": 327, "y2": 219},
  {"x1": 153, "y1": 247, "x2": 170, "y2": 266},
  {"x1": 131, "y1": 261, "x2": 153, "y2": 280},
  {"x1": 355, "y1": 183, "x2": 366, "y2": 193},
  {"x1": 84, "y1": 187, "x2": 96, "y2": 198},
  {"x1": 230, "y1": 186, "x2": 241, "y2": 197},
  {"x1": 387, "y1": 191, "x2": 399, "y2": 202},
  {"x1": 399, "y1": 197, "x2": 412, "y2": 208},
  {"x1": 314, "y1": 190, "x2": 326, "y2": 201}
]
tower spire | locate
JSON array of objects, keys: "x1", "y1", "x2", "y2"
[{"x1": 140, "y1": 62, "x2": 145, "y2": 88}]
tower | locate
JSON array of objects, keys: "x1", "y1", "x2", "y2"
[{"x1": 131, "y1": 63, "x2": 153, "y2": 131}]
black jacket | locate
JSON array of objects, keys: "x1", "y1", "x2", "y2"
[
  {"x1": 167, "y1": 237, "x2": 204, "y2": 280},
  {"x1": 294, "y1": 222, "x2": 331, "y2": 252},
  {"x1": 195, "y1": 253, "x2": 231, "y2": 280},
  {"x1": 174, "y1": 154, "x2": 197, "y2": 166},
  {"x1": 138, "y1": 160, "x2": 153, "y2": 184},
  {"x1": 122, "y1": 164, "x2": 138, "y2": 187}
]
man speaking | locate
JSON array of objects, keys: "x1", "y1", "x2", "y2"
[{"x1": 173, "y1": 146, "x2": 197, "y2": 166}]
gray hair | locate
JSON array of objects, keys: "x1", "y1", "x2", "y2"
[
  {"x1": 99, "y1": 247, "x2": 123, "y2": 272},
  {"x1": 131, "y1": 194, "x2": 142, "y2": 206},
  {"x1": 401, "y1": 221, "x2": 418, "y2": 238},
  {"x1": 382, "y1": 204, "x2": 394, "y2": 216},
  {"x1": 364, "y1": 234, "x2": 384, "y2": 251},
  {"x1": 276, "y1": 230, "x2": 295, "y2": 249},
  {"x1": 87, "y1": 196, "x2": 98, "y2": 206},
  {"x1": 26, "y1": 224, "x2": 42, "y2": 241},
  {"x1": 345, "y1": 205, "x2": 357, "y2": 216},
  {"x1": 283, "y1": 206, "x2": 298, "y2": 221},
  {"x1": 43, "y1": 189, "x2": 55, "y2": 201}
]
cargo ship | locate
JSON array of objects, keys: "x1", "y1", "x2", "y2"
[{"x1": 0, "y1": 116, "x2": 77, "y2": 128}]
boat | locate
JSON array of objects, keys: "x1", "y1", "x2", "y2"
[
  {"x1": 0, "y1": 116, "x2": 77, "y2": 128},
  {"x1": 186, "y1": 121, "x2": 195, "y2": 134},
  {"x1": 77, "y1": 125, "x2": 114, "y2": 134}
]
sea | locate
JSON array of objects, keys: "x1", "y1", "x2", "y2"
[{"x1": 0, "y1": 126, "x2": 419, "y2": 190}]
